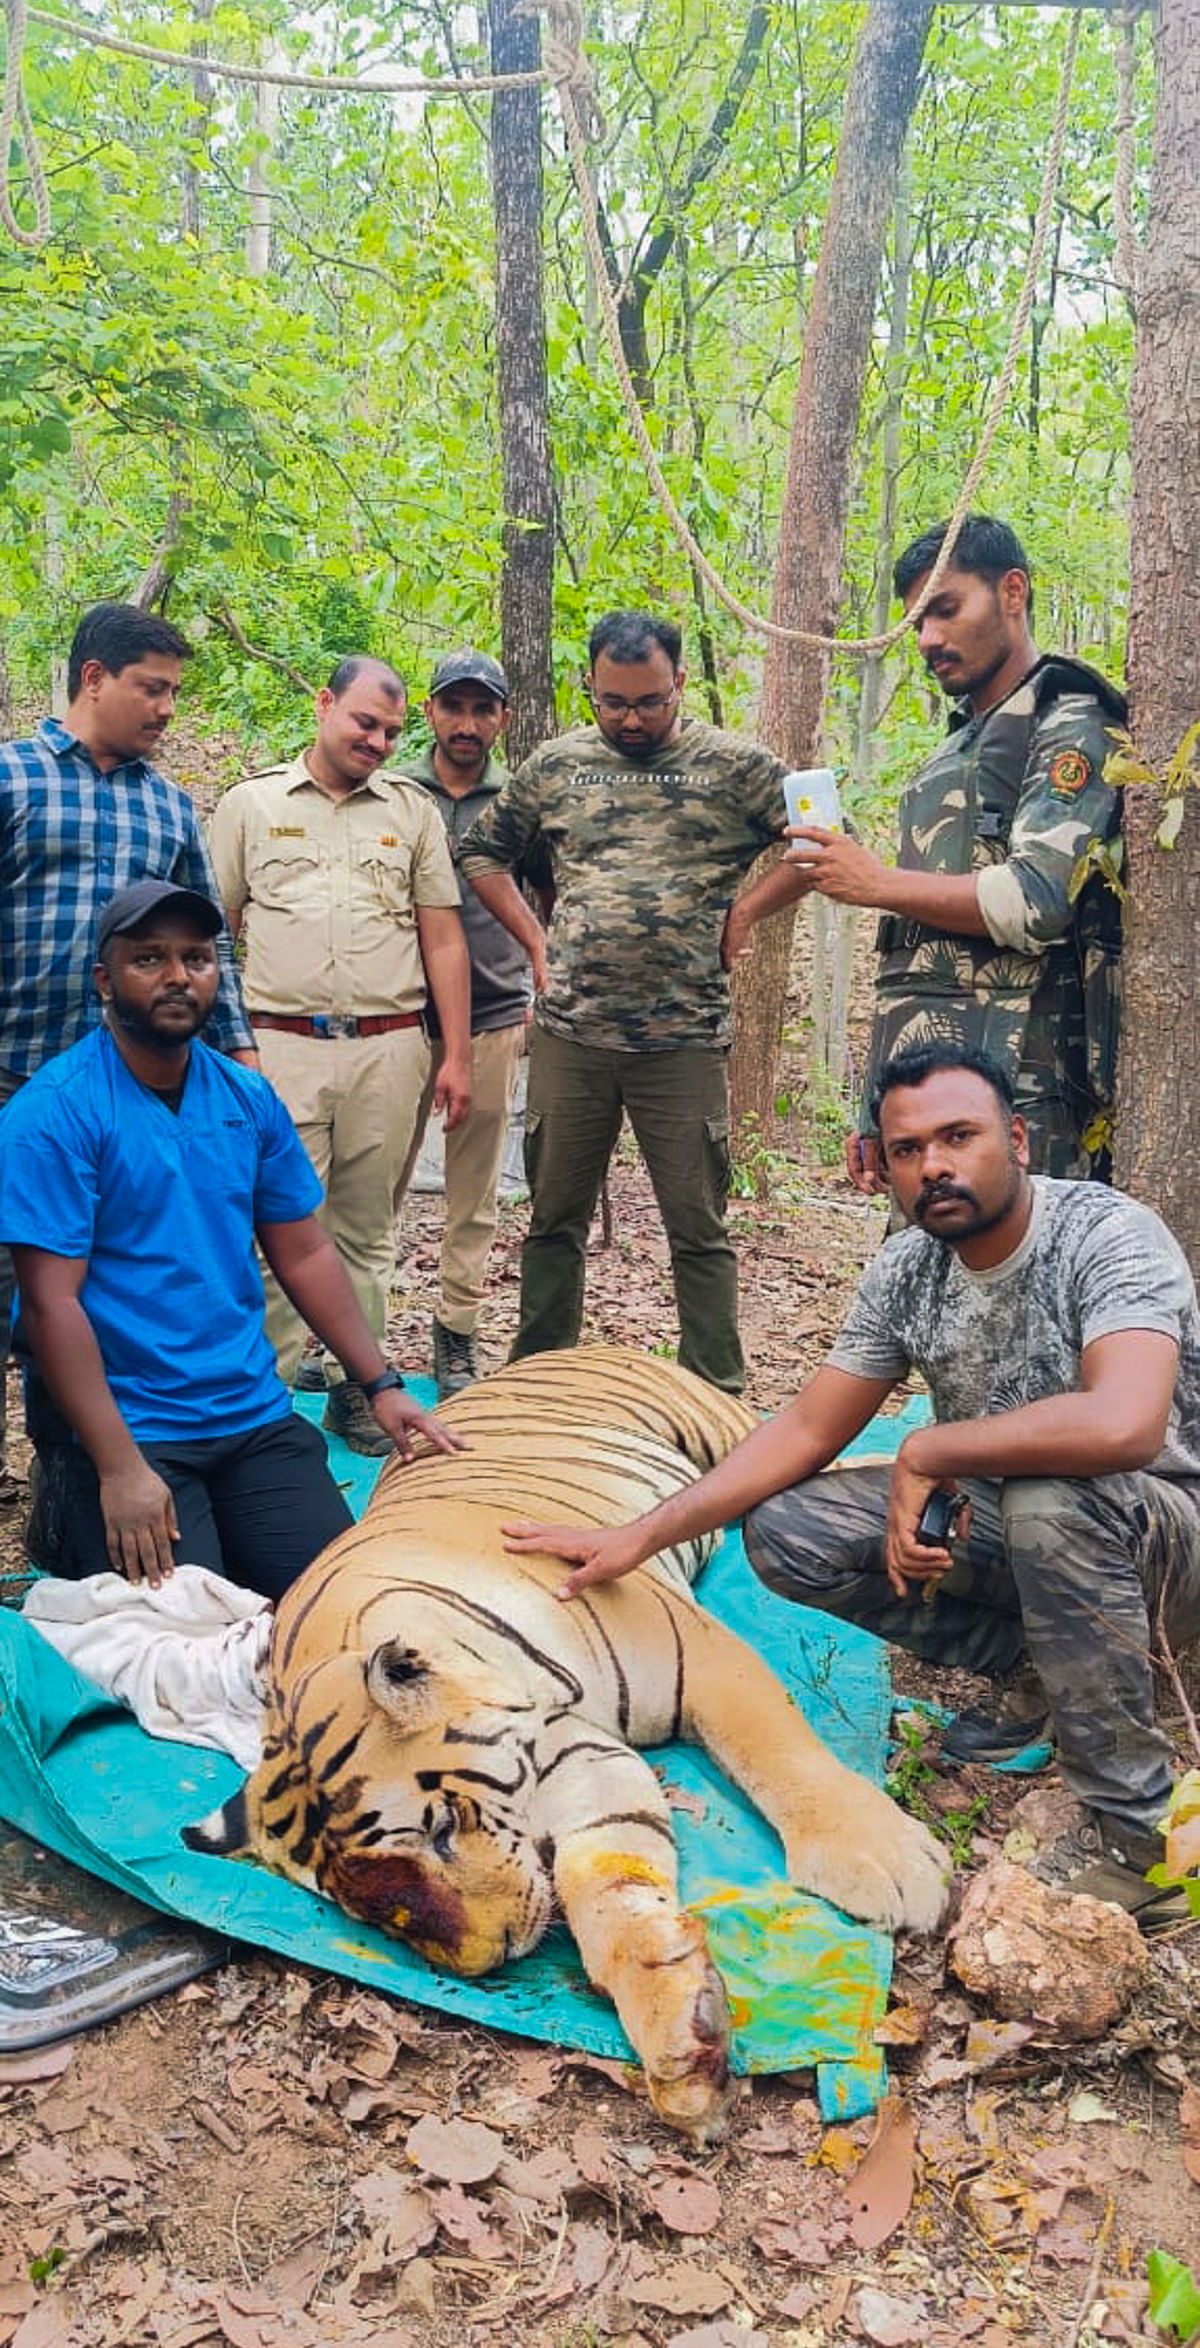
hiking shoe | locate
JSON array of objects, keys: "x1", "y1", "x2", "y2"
[
  {"x1": 939, "y1": 1657, "x2": 1053, "y2": 1770},
  {"x1": 1030, "y1": 1811, "x2": 1190, "y2": 1926},
  {"x1": 433, "y1": 1318, "x2": 479, "y2": 1400},
  {"x1": 322, "y1": 1378, "x2": 393, "y2": 1457},
  {"x1": 294, "y1": 1356, "x2": 327, "y2": 1394},
  {"x1": 939, "y1": 1704, "x2": 1054, "y2": 1768}
]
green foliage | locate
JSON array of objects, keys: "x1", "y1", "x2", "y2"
[
  {"x1": 0, "y1": 0, "x2": 1143, "y2": 747},
  {"x1": 885, "y1": 1714, "x2": 938, "y2": 1809},
  {"x1": 28, "y1": 2247, "x2": 66, "y2": 2286},
  {"x1": 1147, "y1": 2249, "x2": 1200, "y2": 2343},
  {"x1": 1104, "y1": 725, "x2": 1200, "y2": 855},
  {"x1": 1146, "y1": 1768, "x2": 1200, "y2": 1917},
  {"x1": 886, "y1": 1714, "x2": 987, "y2": 1866}
]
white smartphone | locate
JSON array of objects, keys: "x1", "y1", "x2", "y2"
[{"x1": 782, "y1": 766, "x2": 843, "y2": 831}]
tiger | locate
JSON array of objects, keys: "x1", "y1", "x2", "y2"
[{"x1": 185, "y1": 1347, "x2": 949, "y2": 2142}]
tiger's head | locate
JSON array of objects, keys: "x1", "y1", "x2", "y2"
[{"x1": 184, "y1": 1636, "x2": 556, "y2": 1975}]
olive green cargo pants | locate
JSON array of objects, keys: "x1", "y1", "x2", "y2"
[{"x1": 511, "y1": 1024, "x2": 743, "y2": 1392}]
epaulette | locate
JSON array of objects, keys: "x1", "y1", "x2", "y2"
[{"x1": 1029, "y1": 655, "x2": 1128, "y2": 726}]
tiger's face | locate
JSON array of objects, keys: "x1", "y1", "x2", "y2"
[{"x1": 185, "y1": 1638, "x2": 556, "y2": 1974}]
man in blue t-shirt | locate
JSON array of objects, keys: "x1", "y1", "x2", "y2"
[{"x1": 0, "y1": 881, "x2": 456, "y2": 1599}]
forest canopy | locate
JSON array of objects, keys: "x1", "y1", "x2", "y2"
[{"x1": 0, "y1": 1, "x2": 1145, "y2": 804}]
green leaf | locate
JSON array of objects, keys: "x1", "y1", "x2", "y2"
[
  {"x1": 1156, "y1": 797, "x2": 1185, "y2": 851},
  {"x1": 1147, "y1": 2248, "x2": 1200, "y2": 2340}
]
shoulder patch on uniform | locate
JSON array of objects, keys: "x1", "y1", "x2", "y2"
[{"x1": 1049, "y1": 749, "x2": 1091, "y2": 797}]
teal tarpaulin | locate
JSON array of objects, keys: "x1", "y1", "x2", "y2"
[{"x1": 0, "y1": 1386, "x2": 931, "y2": 2121}]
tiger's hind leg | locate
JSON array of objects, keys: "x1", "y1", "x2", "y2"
[
  {"x1": 679, "y1": 1613, "x2": 950, "y2": 1933},
  {"x1": 531, "y1": 1728, "x2": 733, "y2": 2143}
]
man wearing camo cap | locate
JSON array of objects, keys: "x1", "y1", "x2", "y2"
[{"x1": 395, "y1": 650, "x2": 549, "y2": 1398}]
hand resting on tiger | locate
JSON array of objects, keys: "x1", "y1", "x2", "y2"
[{"x1": 185, "y1": 1348, "x2": 949, "y2": 2142}]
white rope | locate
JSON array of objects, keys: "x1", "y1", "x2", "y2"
[{"x1": 0, "y1": 0, "x2": 51, "y2": 247}]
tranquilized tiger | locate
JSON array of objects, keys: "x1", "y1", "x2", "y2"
[{"x1": 185, "y1": 1348, "x2": 948, "y2": 2140}]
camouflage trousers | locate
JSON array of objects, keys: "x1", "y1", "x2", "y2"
[{"x1": 745, "y1": 1463, "x2": 1200, "y2": 1835}]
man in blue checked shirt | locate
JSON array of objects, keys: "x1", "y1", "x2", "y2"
[{"x1": 0, "y1": 602, "x2": 256, "y2": 1507}]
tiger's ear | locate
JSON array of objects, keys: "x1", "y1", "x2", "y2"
[
  {"x1": 366, "y1": 1639, "x2": 443, "y2": 1731},
  {"x1": 182, "y1": 1782, "x2": 255, "y2": 1860}
]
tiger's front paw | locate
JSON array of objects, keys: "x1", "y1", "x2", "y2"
[
  {"x1": 788, "y1": 1786, "x2": 950, "y2": 1935},
  {"x1": 641, "y1": 1957, "x2": 734, "y2": 2144}
]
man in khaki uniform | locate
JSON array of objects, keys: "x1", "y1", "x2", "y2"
[{"x1": 209, "y1": 657, "x2": 471, "y2": 1452}]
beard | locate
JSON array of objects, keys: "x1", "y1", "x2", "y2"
[
  {"x1": 911, "y1": 1155, "x2": 1024, "y2": 1242},
  {"x1": 105, "y1": 990, "x2": 211, "y2": 1055}
]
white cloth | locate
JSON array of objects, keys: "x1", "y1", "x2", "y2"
[{"x1": 23, "y1": 1565, "x2": 270, "y2": 1769}]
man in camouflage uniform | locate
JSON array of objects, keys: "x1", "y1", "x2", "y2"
[
  {"x1": 458, "y1": 611, "x2": 810, "y2": 1392},
  {"x1": 788, "y1": 515, "x2": 1126, "y2": 1188},
  {"x1": 505, "y1": 1045, "x2": 1200, "y2": 1921}
]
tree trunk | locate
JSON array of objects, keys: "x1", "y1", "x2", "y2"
[
  {"x1": 245, "y1": 54, "x2": 281, "y2": 279},
  {"x1": 488, "y1": 0, "x2": 557, "y2": 765},
  {"x1": 729, "y1": 0, "x2": 935, "y2": 1156},
  {"x1": 181, "y1": 0, "x2": 214, "y2": 242},
  {"x1": 856, "y1": 140, "x2": 913, "y2": 779},
  {"x1": 1113, "y1": 0, "x2": 1200, "y2": 1260}
]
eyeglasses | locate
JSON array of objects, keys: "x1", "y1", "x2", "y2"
[{"x1": 588, "y1": 685, "x2": 680, "y2": 719}]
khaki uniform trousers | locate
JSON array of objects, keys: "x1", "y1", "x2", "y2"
[
  {"x1": 396, "y1": 1020, "x2": 525, "y2": 1335},
  {"x1": 257, "y1": 1024, "x2": 430, "y2": 1387}
]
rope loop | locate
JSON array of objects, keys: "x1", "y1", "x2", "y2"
[{"x1": 1, "y1": 0, "x2": 52, "y2": 250}]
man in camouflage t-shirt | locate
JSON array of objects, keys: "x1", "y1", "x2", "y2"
[
  {"x1": 788, "y1": 515, "x2": 1126, "y2": 1188},
  {"x1": 459, "y1": 610, "x2": 811, "y2": 1392},
  {"x1": 502, "y1": 1045, "x2": 1200, "y2": 1918}
]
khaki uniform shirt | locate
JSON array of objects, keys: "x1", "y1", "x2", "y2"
[{"x1": 208, "y1": 754, "x2": 460, "y2": 1017}]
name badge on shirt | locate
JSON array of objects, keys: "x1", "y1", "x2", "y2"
[
  {"x1": 378, "y1": 832, "x2": 400, "y2": 847},
  {"x1": 269, "y1": 824, "x2": 307, "y2": 837}
]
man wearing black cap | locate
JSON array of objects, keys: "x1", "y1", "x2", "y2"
[
  {"x1": 0, "y1": 883, "x2": 457, "y2": 1595},
  {"x1": 395, "y1": 652, "x2": 549, "y2": 1396}
]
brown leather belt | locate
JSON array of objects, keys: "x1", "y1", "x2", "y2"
[{"x1": 251, "y1": 1011, "x2": 423, "y2": 1039}]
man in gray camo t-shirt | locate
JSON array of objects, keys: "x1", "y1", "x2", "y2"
[
  {"x1": 503, "y1": 1042, "x2": 1200, "y2": 1920},
  {"x1": 459, "y1": 610, "x2": 814, "y2": 1394},
  {"x1": 745, "y1": 1044, "x2": 1200, "y2": 1916}
]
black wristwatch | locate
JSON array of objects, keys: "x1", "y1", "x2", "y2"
[{"x1": 361, "y1": 1366, "x2": 405, "y2": 1400}]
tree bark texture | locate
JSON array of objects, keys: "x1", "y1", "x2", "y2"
[
  {"x1": 1114, "y1": 0, "x2": 1200, "y2": 1259},
  {"x1": 729, "y1": 0, "x2": 934, "y2": 1156},
  {"x1": 488, "y1": 0, "x2": 557, "y2": 765}
]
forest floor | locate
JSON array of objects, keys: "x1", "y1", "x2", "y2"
[{"x1": 0, "y1": 719, "x2": 1198, "y2": 2348}]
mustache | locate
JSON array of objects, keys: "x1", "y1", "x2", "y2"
[{"x1": 914, "y1": 1180, "x2": 977, "y2": 1215}]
